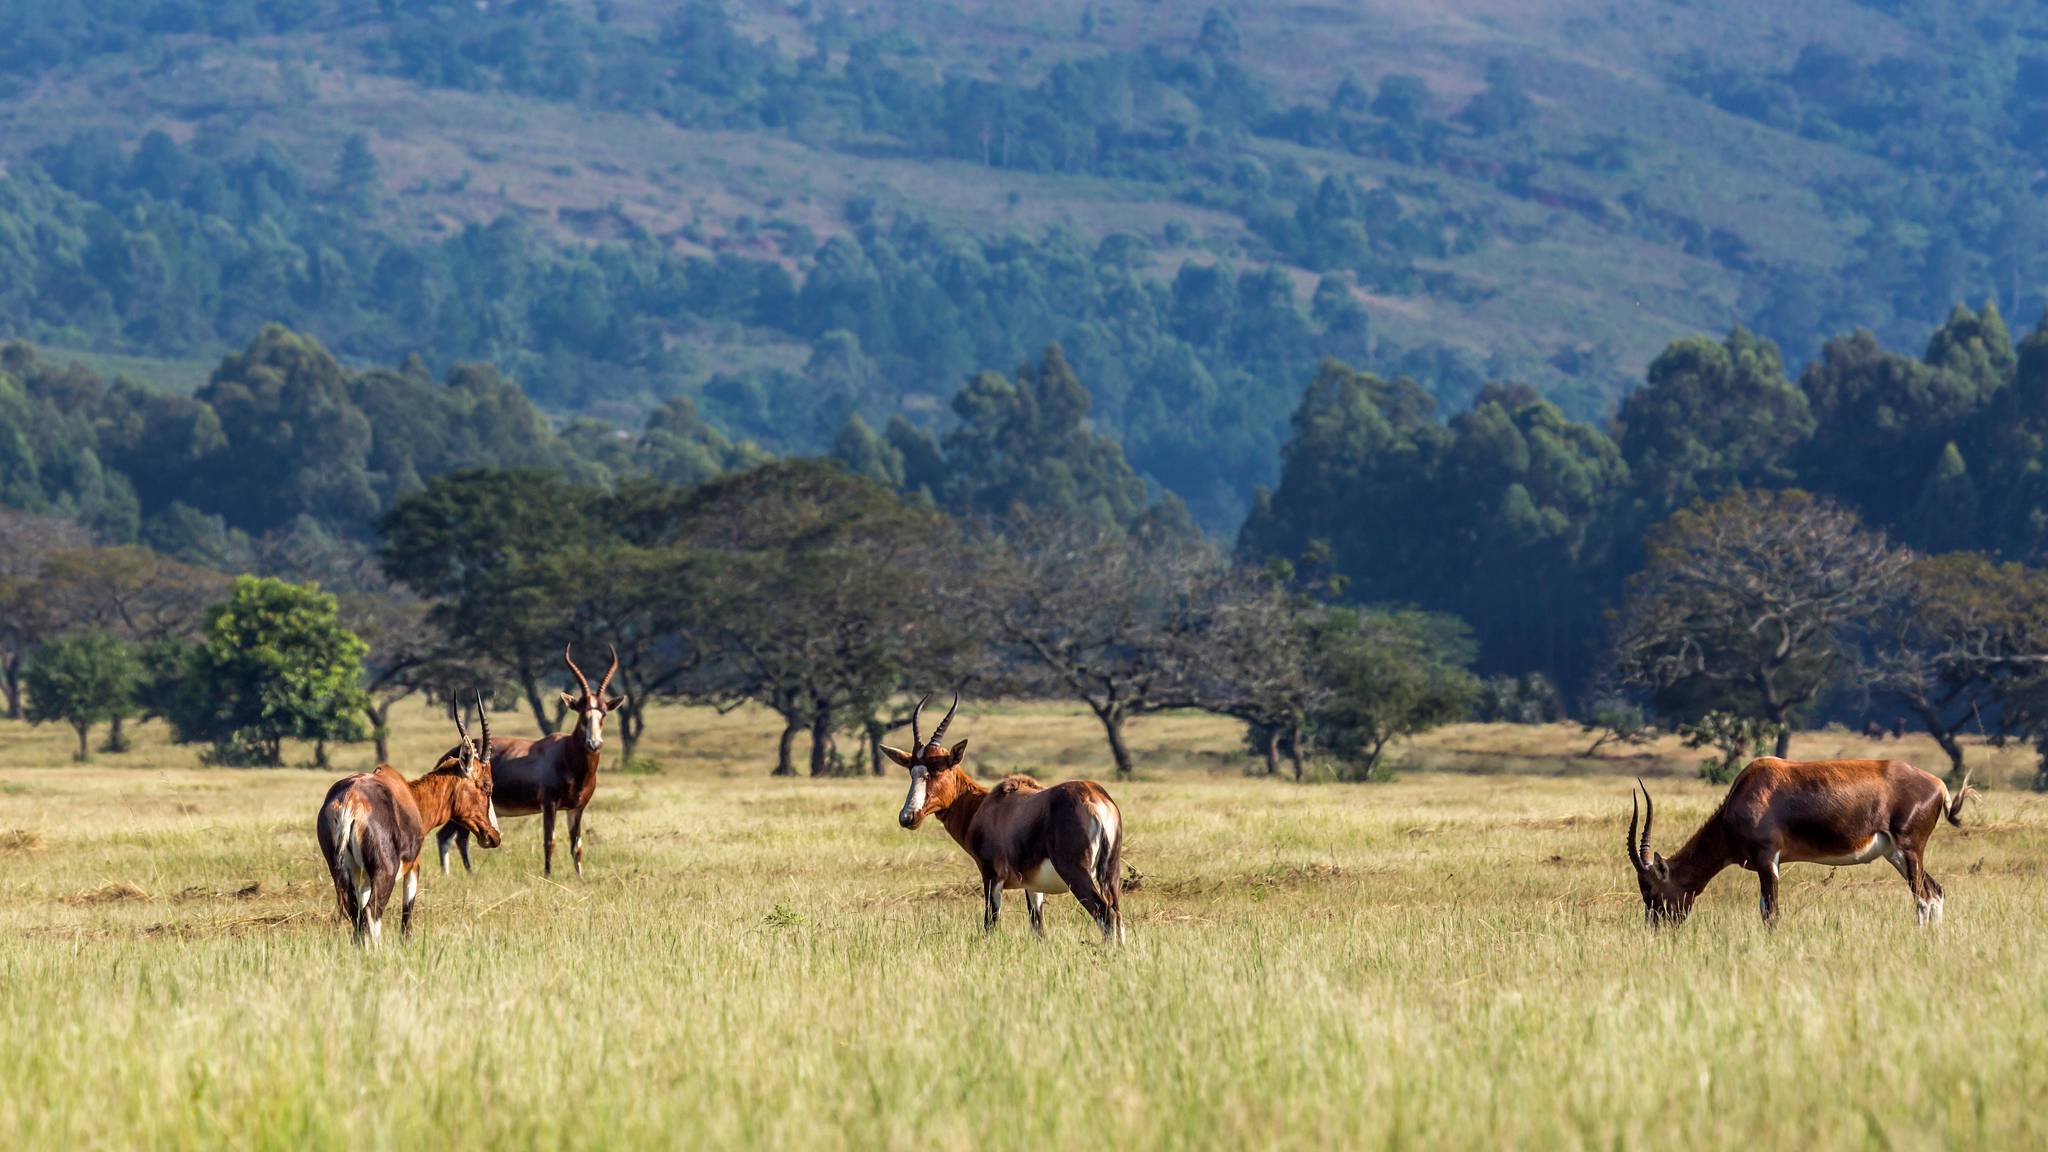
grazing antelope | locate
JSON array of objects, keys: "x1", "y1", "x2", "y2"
[
  {"x1": 1628, "y1": 757, "x2": 1974, "y2": 927},
  {"x1": 886, "y1": 694, "x2": 1127, "y2": 944},
  {"x1": 438, "y1": 644, "x2": 624, "y2": 877},
  {"x1": 317, "y1": 695, "x2": 502, "y2": 946}
]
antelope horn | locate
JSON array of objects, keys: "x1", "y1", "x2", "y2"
[
  {"x1": 476, "y1": 690, "x2": 491, "y2": 752},
  {"x1": 909, "y1": 693, "x2": 931, "y2": 752},
  {"x1": 451, "y1": 693, "x2": 471, "y2": 744},
  {"x1": 598, "y1": 643, "x2": 620, "y2": 697},
  {"x1": 1627, "y1": 789, "x2": 1642, "y2": 871},
  {"x1": 927, "y1": 692, "x2": 960, "y2": 749},
  {"x1": 564, "y1": 644, "x2": 594, "y2": 699},
  {"x1": 1636, "y1": 778, "x2": 1655, "y2": 864}
]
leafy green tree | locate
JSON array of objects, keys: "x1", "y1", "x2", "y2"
[
  {"x1": 908, "y1": 343, "x2": 1170, "y2": 531},
  {"x1": 633, "y1": 395, "x2": 762, "y2": 489},
  {"x1": 336, "y1": 132, "x2": 380, "y2": 215},
  {"x1": 1310, "y1": 608, "x2": 1477, "y2": 780},
  {"x1": 195, "y1": 326, "x2": 377, "y2": 534},
  {"x1": 378, "y1": 468, "x2": 595, "y2": 733},
  {"x1": 0, "y1": 506, "x2": 91, "y2": 719},
  {"x1": 24, "y1": 632, "x2": 143, "y2": 761},
  {"x1": 670, "y1": 460, "x2": 947, "y2": 776},
  {"x1": 1797, "y1": 327, "x2": 1992, "y2": 537},
  {"x1": 165, "y1": 576, "x2": 370, "y2": 767},
  {"x1": 1616, "y1": 328, "x2": 1811, "y2": 517}
]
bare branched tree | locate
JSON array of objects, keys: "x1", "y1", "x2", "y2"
[
  {"x1": 1189, "y1": 566, "x2": 1322, "y2": 777},
  {"x1": 1866, "y1": 553, "x2": 2048, "y2": 782},
  {"x1": 1609, "y1": 490, "x2": 1908, "y2": 758},
  {"x1": 948, "y1": 514, "x2": 1220, "y2": 778}
]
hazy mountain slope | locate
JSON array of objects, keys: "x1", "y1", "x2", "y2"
[{"x1": 0, "y1": 0, "x2": 2040, "y2": 525}]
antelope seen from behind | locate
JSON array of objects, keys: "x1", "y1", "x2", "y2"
[
  {"x1": 1628, "y1": 756, "x2": 1973, "y2": 927},
  {"x1": 888, "y1": 694, "x2": 1127, "y2": 944},
  {"x1": 317, "y1": 694, "x2": 502, "y2": 946}
]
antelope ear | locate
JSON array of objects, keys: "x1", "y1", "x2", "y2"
[
  {"x1": 949, "y1": 738, "x2": 969, "y2": 762},
  {"x1": 1652, "y1": 853, "x2": 1669, "y2": 877},
  {"x1": 878, "y1": 744, "x2": 914, "y2": 768},
  {"x1": 559, "y1": 690, "x2": 579, "y2": 710},
  {"x1": 605, "y1": 694, "x2": 629, "y2": 712}
]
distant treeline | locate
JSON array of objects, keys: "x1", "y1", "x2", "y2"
[
  {"x1": 11, "y1": 299, "x2": 2048, "y2": 710},
  {"x1": 1241, "y1": 302, "x2": 2048, "y2": 690},
  {"x1": 0, "y1": 325, "x2": 1177, "y2": 557}
]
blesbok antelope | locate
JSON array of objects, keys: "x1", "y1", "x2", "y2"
[
  {"x1": 438, "y1": 644, "x2": 625, "y2": 877},
  {"x1": 886, "y1": 694, "x2": 1127, "y2": 944},
  {"x1": 317, "y1": 695, "x2": 502, "y2": 945},
  {"x1": 1627, "y1": 757, "x2": 1974, "y2": 927}
]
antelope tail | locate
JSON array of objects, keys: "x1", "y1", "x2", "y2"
[
  {"x1": 1945, "y1": 766, "x2": 1977, "y2": 828},
  {"x1": 325, "y1": 803, "x2": 364, "y2": 922},
  {"x1": 1096, "y1": 804, "x2": 1124, "y2": 900}
]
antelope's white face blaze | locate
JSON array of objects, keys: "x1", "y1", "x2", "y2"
[
  {"x1": 899, "y1": 763, "x2": 929, "y2": 828},
  {"x1": 486, "y1": 799, "x2": 500, "y2": 835},
  {"x1": 582, "y1": 706, "x2": 606, "y2": 751}
]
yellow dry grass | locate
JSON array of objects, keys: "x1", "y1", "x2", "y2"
[{"x1": 0, "y1": 700, "x2": 2042, "y2": 1150}]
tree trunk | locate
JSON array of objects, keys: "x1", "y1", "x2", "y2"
[
  {"x1": 74, "y1": 720, "x2": 90, "y2": 762},
  {"x1": 1261, "y1": 726, "x2": 1280, "y2": 777},
  {"x1": 620, "y1": 705, "x2": 642, "y2": 763},
  {"x1": 1288, "y1": 721, "x2": 1305, "y2": 781},
  {"x1": 105, "y1": 714, "x2": 127, "y2": 754},
  {"x1": 367, "y1": 702, "x2": 391, "y2": 765},
  {"x1": 1935, "y1": 728, "x2": 1967, "y2": 783},
  {"x1": 1773, "y1": 725, "x2": 1792, "y2": 758},
  {"x1": 2, "y1": 654, "x2": 20, "y2": 720},
  {"x1": 520, "y1": 668, "x2": 566, "y2": 735},
  {"x1": 867, "y1": 720, "x2": 886, "y2": 777},
  {"x1": 774, "y1": 719, "x2": 800, "y2": 776},
  {"x1": 1096, "y1": 706, "x2": 1135, "y2": 778},
  {"x1": 809, "y1": 710, "x2": 833, "y2": 777},
  {"x1": 314, "y1": 739, "x2": 330, "y2": 770}
]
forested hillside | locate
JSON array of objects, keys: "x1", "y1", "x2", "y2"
[{"x1": 3, "y1": 0, "x2": 2045, "y2": 527}]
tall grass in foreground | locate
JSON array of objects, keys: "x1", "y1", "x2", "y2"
[{"x1": 0, "y1": 703, "x2": 2042, "y2": 1149}]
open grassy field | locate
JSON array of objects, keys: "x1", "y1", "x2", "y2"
[{"x1": 2, "y1": 700, "x2": 2045, "y2": 1149}]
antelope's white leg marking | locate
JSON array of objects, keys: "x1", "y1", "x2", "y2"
[{"x1": 1929, "y1": 893, "x2": 1945, "y2": 925}]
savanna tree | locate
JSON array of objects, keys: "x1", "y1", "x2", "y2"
[
  {"x1": 1310, "y1": 607, "x2": 1478, "y2": 780},
  {"x1": 164, "y1": 576, "x2": 370, "y2": 767},
  {"x1": 952, "y1": 514, "x2": 1220, "y2": 778},
  {"x1": 673, "y1": 460, "x2": 946, "y2": 776},
  {"x1": 1609, "y1": 490, "x2": 1908, "y2": 758},
  {"x1": 24, "y1": 632, "x2": 143, "y2": 761},
  {"x1": 1865, "y1": 552, "x2": 2048, "y2": 781}
]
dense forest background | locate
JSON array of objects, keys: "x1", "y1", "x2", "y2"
[{"x1": 8, "y1": 0, "x2": 2048, "y2": 719}]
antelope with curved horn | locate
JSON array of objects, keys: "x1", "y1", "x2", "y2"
[
  {"x1": 887, "y1": 693, "x2": 1127, "y2": 944},
  {"x1": 1628, "y1": 757, "x2": 1974, "y2": 927},
  {"x1": 317, "y1": 694, "x2": 502, "y2": 946},
  {"x1": 438, "y1": 644, "x2": 625, "y2": 877}
]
